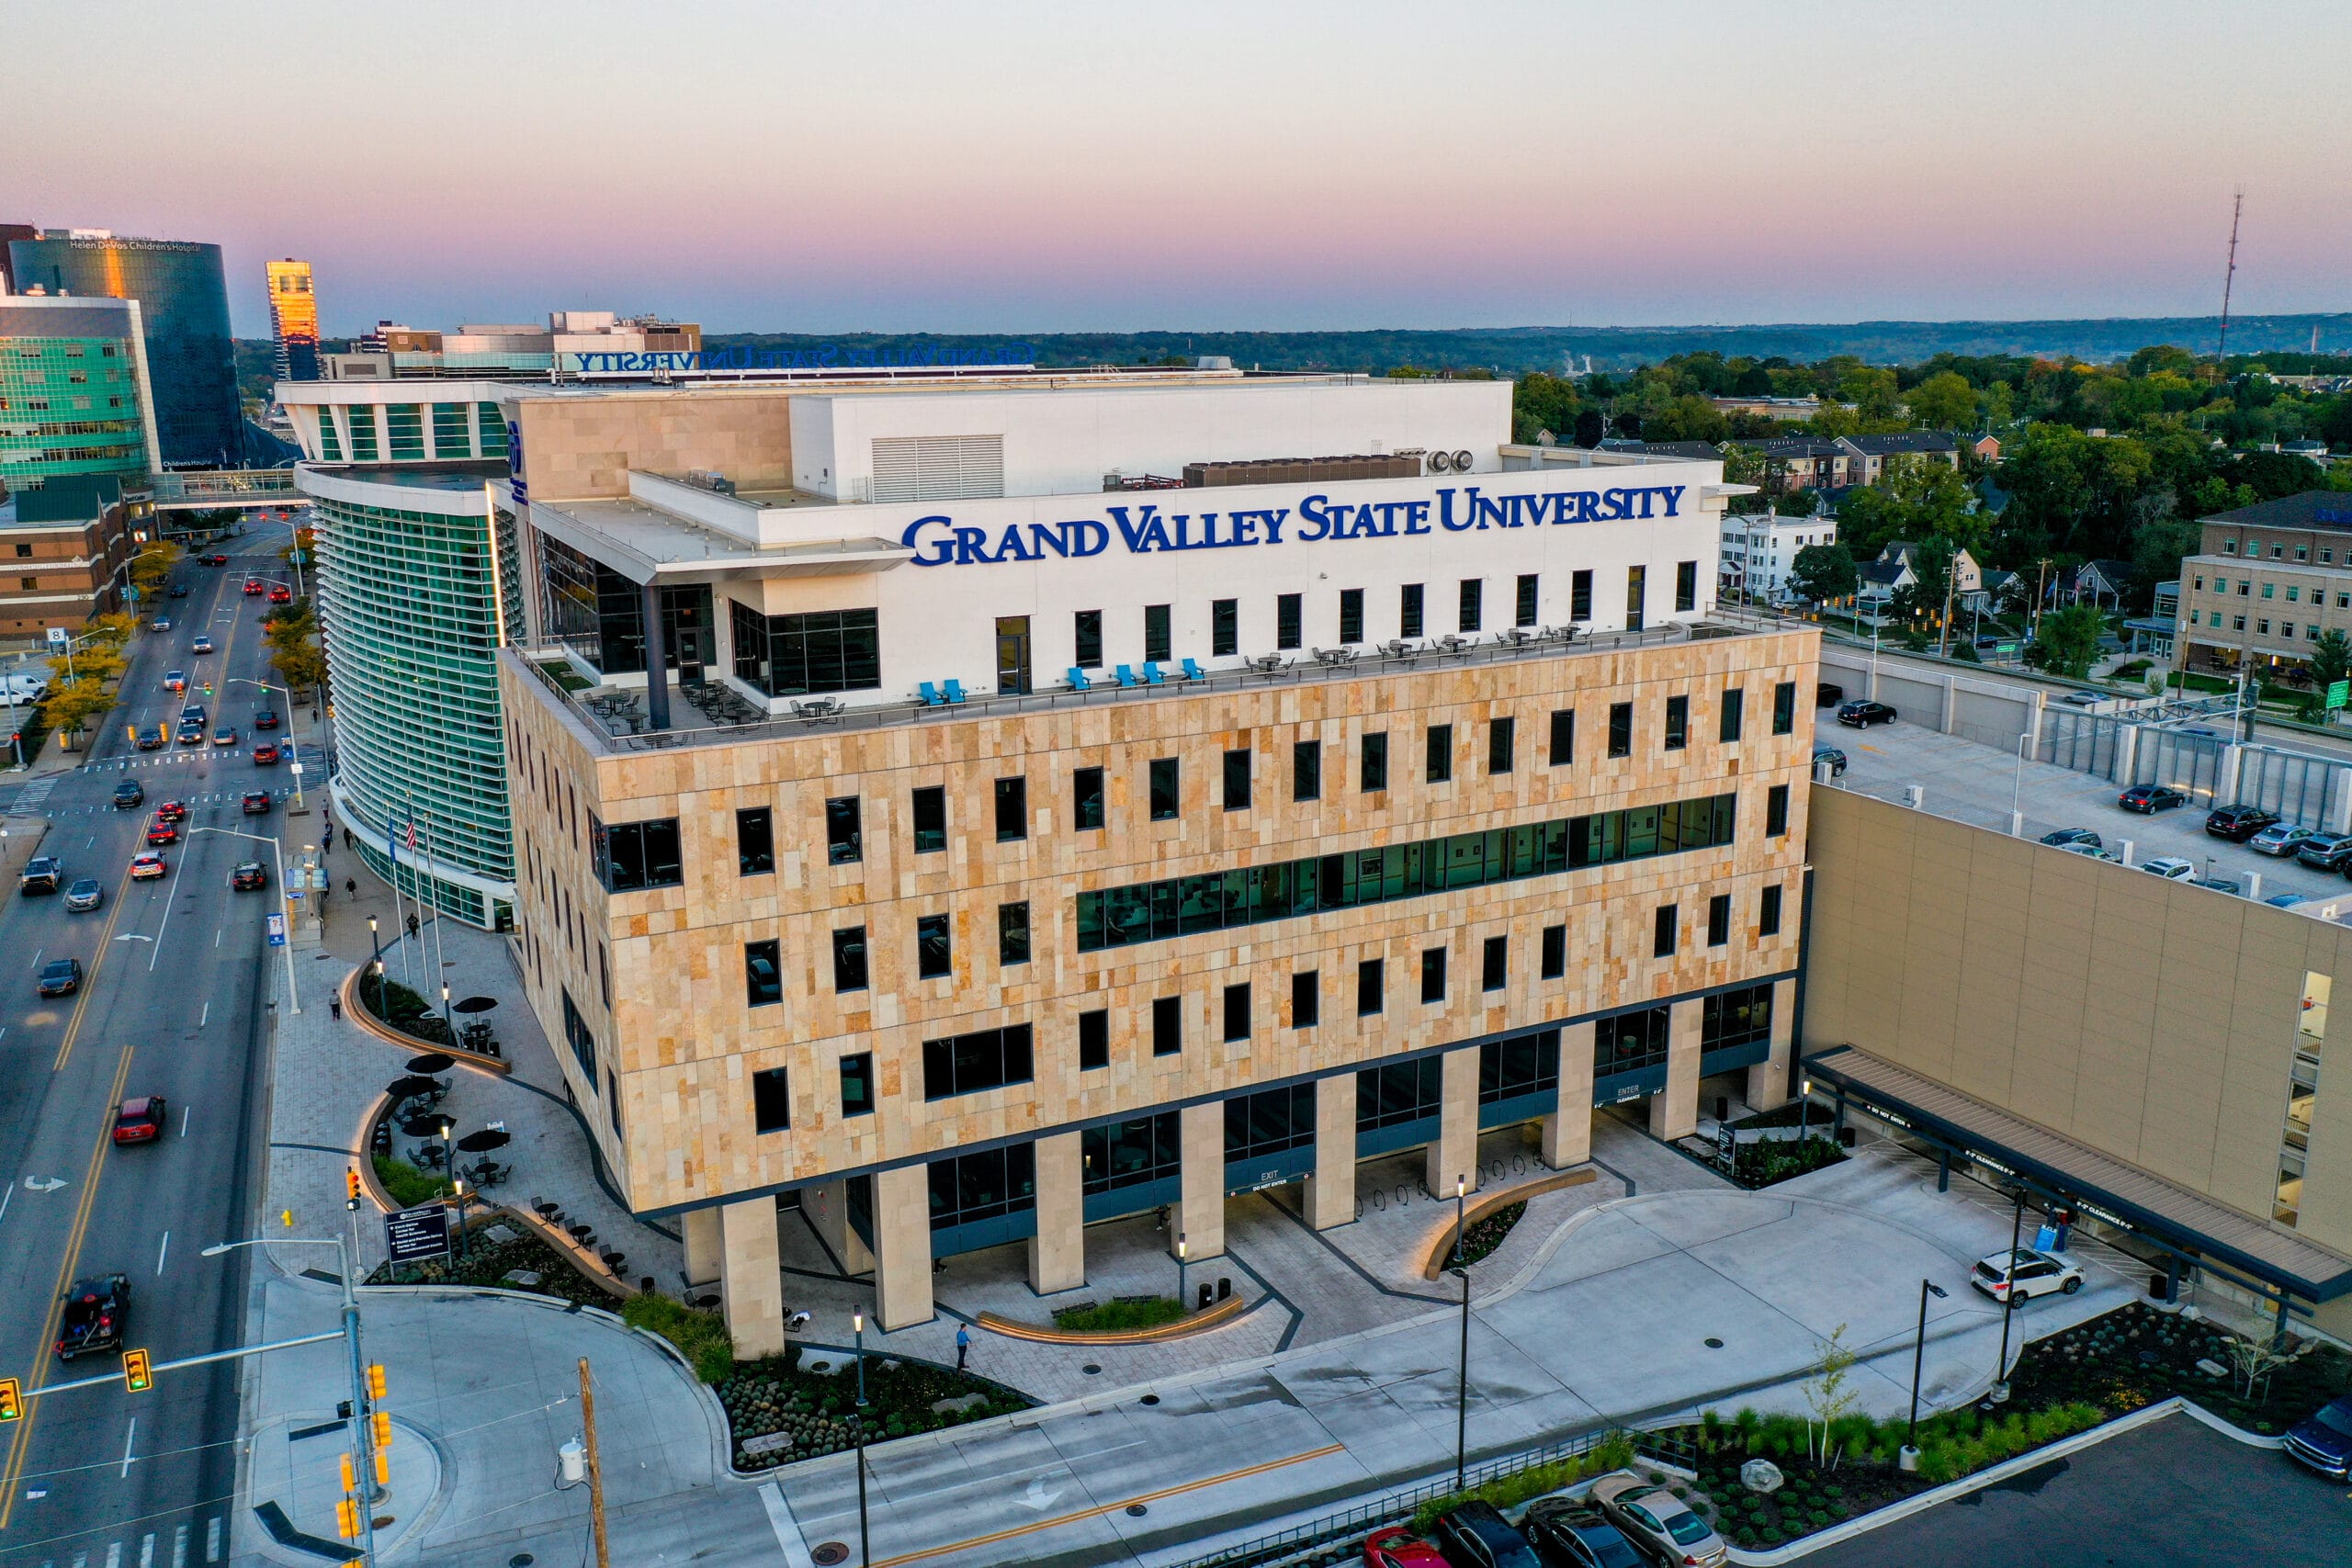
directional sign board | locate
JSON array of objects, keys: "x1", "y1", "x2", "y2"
[{"x1": 384, "y1": 1202, "x2": 451, "y2": 1265}]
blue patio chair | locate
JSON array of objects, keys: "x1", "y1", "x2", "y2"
[
  {"x1": 1141, "y1": 662, "x2": 1167, "y2": 684},
  {"x1": 1181, "y1": 658, "x2": 1206, "y2": 682},
  {"x1": 1068, "y1": 668, "x2": 1091, "y2": 692},
  {"x1": 943, "y1": 679, "x2": 967, "y2": 705},
  {"x1": 1114, "y1": 664, "x2": 1141, "y2": 688},
  {"x1": 918, "y1": 681, "x2": 944, "y2": 707}
]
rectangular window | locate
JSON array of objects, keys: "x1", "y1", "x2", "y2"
[
  {"x1": 1400, "y1": 583, "x2": 1425, "y2": 638},
  {"x1": 840, "y1": 1053, "x2": 875, "y2": 1117},
  {"x1": 922, "y1": 1024, "x2": 1035, "y2": 1100},
  {"x1": 1277, "y1": 592, "x2": 1303, "y2": 649},
  {"x1": 1223, "y1": 982, "x2": 1251, "y2": 1042},
  {"x1": 1665, "y1": 695, "x2": 1689, "y2": 751},
  {"x1": 1339, "y1": 588, "x2": 1364, "y2": 644},
  {"x1": 994, "y1": 776, "x2": 1028, "y2": 842},
  {"x1": 1224, "y1": 748, "x2": 1252, "y2": 811},
  {"x1": 1292, "y1": 970, "x2": 1319, "y2": 1029},
  {"x1": 752, "y1": 1066, "x2": 791, "y2": 1134},
  {"x1": 1654, "y1": 905, "x2": 1679, "y2": 958},
  {"x1": 1144, "y1": 604, "x2": 1171, "y2": 663},
  {"x1": 1426, "y1": 724, "x2": 1454, "y2": 784},
  {"x1": 1570, "y1": 570, "x2": 1593, "y2": 621},
  {"x1": 590, "y1": 816, "x2": 684, "y2": 893},
  {"x1": 746, "y1": 940, "x2": 783, "y2": 1007},
  {"x1": 832, "y1": 925, "x2": 868, "y2": 992},
  {"x1": 1074, "y1": 608, "x2": 1103, "y2": 668},
  {"x1": 999, "y1": 901, "x2": 1031, "y2": 965},
  {"x1": 1420, "y1": 946, "x2": 1447, "y2": 1004},
  {"x1": 1293, "y1": 739, "x2": 1322, "y2": 802},
  {"x1": 1362, "y1": 732, "x2": 1389, "y2": 792},
  {"x1": 1074, "y1": 766, "x2": 1106, "y2": 831},
  {"x1": 1676, "y1": 559, "x2": 1698, "y2": 613},
  {"x1": 1515, "y1": 573, "x2": 1540, "y2": 627},
  {"x1": 1549, "y1": 709, "x2": 1574, "y2": 766},
  {"x1": 1767, "y1": 784, "x2": 1790, "y2": 837},
  {"x1": 1488, "y1": 716, "x2": 1516, "y2": 775},
  {"x1": 1078, "y1": 1009, "x2": 1110, "y2": 1070},
  {"x1": 1608, "y1": 702, "x2": 1634, "y2": 758},
  {"x1": 1482, "y1": 935, "x2": 1508, "y2": 991},
  {"x1": 1211, "y1": 598, "x2": 1238, "y2": 657},
  {"x1": 1719, "y1": 688, "x2": 1745, "y2": 744},
  {"x1": 1152, "y1": 996, "x2": 1182, "y2": 1056},
  {"x1": 1707, "y1": 893, "x2": 1731, "y2": 947},
  {"x1": 1771, "y1": 681, "x2": 1796, "y2": 736},
  {"x1": 1759, "y1": 884, "x2": 1783, "y2": 937},
  {"x1": 1358, "y1": 957, "x2": 1385, "y2": 1016},
  {"x1": 736, "y1": 807, "x2": 775, "y2": 876},
  {"x1": 1541, "y1": 923, "x2": 1566, "y2": 979},
  {"x1": 917, "y1": 913, "x2": 952, "y2": 979},
  {"x1": 826, "y1": 795, "x2": 863, "y2": 864},
  {"x1": 911, "y1": 787, "x2": 947, "y2": 853},
  {"x1": 1149, "y1": 757, "x2": 1181, "y2": 821},
  {"x1": 1459, "y1": 579, "x2": 1484, "y2": 633}
]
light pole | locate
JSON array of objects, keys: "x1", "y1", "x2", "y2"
[
  {"x1": 1901, "y1": 1278, "x2": 1951, "y2": 1469},
  {"x1": 852, "y1": 1309, "x2": 871, "y2": 1568},
  {"x1": 189, "y1": 824, "x2": 300, "y2": 1013},
  {"x1": 1451, "y1": 1261, "x2": 1471, "y2": 1491},
  {"x1": 1992, "y1": 1190, "x2": 2026, "y2": 1402}
]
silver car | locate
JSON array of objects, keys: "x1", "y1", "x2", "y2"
[{"x1": 1589, "y1": 1474, "x2": 1727, "y2": 1568}]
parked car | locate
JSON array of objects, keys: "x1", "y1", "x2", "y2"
[
  {"x1": 2040, "y1": 828, "x2": 2101, "y2": 850},
  {"x1": 1971, "y1": 1247, "x2": 2086, "y2": 1303},
  {"x1": 2117, "y1": 784, "x2": 2188, "y2": 814},
  {"x1": 241, "y1": 790, "x2": 273, "y2": 815},
  {"x1": 252, "y1": 741, "x2": 280, "y2": 764},
  {"x1": 1363, "y1": 1527, "x2": 1455, "y2": 1568},
  {"x1": 190, "y1": 634, "x2": 214, "y2": 655},
  {"x1": 110, "y1": 1096, "x2": 167, "y2": 1145},
  {"x1": 2204, "y1": 805, "x2": 2279, "y2": 841},
  {"x1": 2298, "y1": 833, "x2": 2352, "y2": 872},
  {"x1": 1815, "y1": 682, "x2": 1843, "y2": 708},
  {"x1": 55, "y1": 1273, "x2": 129, "y2": 1360},
  {"x1": 2250, "y1": 823, "x2": 2318, "y2": 857},
  {"x1": 20, "y1": 855, "x2": 62, "y2": 895},
  {"x1": 2140, "y1": 856, "x2": 2198, "y2": 881},
  {"x1": 1811, "y1": 745, "x2": 1847, "y2": 777},
  {"x1": 231, "y1": 861, "x2": 268, "y2": 891},
  {"x1": 2283, "y1": 1394, "x2": 2352, "y2": 1480},
  {"x1": 37, "y1": 956, "x2": 83, "y2": 996},
  {"x1": 112, "y1": 779, "x2": 144, "y2": 808},
  {"x1": 1432, "y1": 1502, "x2": 1543, "y2": 1568},
  {"x1": 63, "y1": 877, "x2": 105, "y2": 913},
  {"x1": 1589, "y1": 1475, "x2": 1728, "y2": 1568},
  {"x1": 1835, "y1": 700, "x2": 1896, "y2": 728},
  {"x1": 1523, "y1": 1499, "x2": 1646, "y2": 1568},
  {"x1": 130, "y1": 852, "x2": 167, "y2": 881}
]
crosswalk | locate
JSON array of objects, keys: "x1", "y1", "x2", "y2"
[{"x1": 31, "y1": 1511, "x2": 224, "y2": 1568}]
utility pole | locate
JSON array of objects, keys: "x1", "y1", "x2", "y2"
[
  {"x1": 579, "y1": 1358, "x2": 610, "y2": 1568},
  {"x1": 2217, "y1": 191, "x2": 2244, "y2": 361}
]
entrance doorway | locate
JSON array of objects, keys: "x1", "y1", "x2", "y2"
[{"x1": 996, "y1": 615, "x2": 1032, "y2": 695}]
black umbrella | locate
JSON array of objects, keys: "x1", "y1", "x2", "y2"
[
  {"x1": 451, "y1": 996, "x2": 498, "y2": 1015},
  {"x1": 386, "y1": 1075, "x2": 444, "y2": 1100},
  {"x1": 401, "y1": 1114, "x2": 451, "y2": 1138},
  {"x1": 406, "y1": 1052, "x2": 456, "y2": 1074},
  {"x1": 456, "y1": 1128, "x2": 511, "y2": 1153}
]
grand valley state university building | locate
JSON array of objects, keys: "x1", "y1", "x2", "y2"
[{"x1": 316, "y1": 367, "x2": 1818, "y2": 1345}]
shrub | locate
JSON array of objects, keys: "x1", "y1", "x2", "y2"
[{"x1": 623, "y1": 1292, "x2": 737, "y2": 1382}]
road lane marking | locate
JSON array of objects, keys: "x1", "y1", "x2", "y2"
[
  {"x1": 154, "y1": 1232, "x2": 168, "y2": 1276},
  {"x1": 119, "y1": 1419, "x2": 136, "y2": 1478}
]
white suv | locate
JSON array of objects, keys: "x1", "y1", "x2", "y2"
[{"x1": 1971, "y1": 1247, "x2": 2085, "y2": 1303}]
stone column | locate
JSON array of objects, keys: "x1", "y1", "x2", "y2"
[
  {"x1": 718, "y1": 1197, "x2": 786, "y2": 1358},
  {"x1": 1028, "y1": 1132, "x2": 1085, "y2": 1294},
  {"x1": 1542, "y1": 1021, "x2": 1597, "y2": 1168},
  {"x1": 1175, "y1": 1101, "x2": 1227, "y2": 1261},
  {"x1": 683, "y1": 1205, "x2": 723, "y2": 1287},
  {"x1": 1648, "y1": 1000, "x2": 1703, "y2": 1142},
  {"x1": 802, "y1": 1178, "x2": 873, "y2": 1275},
  {"x1": 1747, "y1": 978, "x2": 1799, "y2": 1112},
  {"x1": 1424, "y1": 1044, "x2": 1481, "y2": 1198},
  {"x1": 1304, "y1": 1073, "x2": 1357, "y2": 1229},
  {"x1": 872, "y1": 1163, "x2": 934, "y2": 1331}
]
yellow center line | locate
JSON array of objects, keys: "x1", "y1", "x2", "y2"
[
  {"x1": 0, "y1": 1043, "x2": 136, "y2": 1530},
  {"x1": 865, "y1": 1442, "x2": 1348, "y2": 1568}
]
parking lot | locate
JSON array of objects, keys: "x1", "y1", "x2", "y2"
[{"x1": 1824, "y1": 715, "x2": 2352, "y2": 910}]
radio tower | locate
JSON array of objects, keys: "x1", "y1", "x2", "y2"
[{"x1": 2216, "y1": 191, "x2": 2244, "y2": 360}]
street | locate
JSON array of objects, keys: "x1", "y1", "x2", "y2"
[{"x1": 0, "y1": 525, "x2": 302, "y2": 1568}]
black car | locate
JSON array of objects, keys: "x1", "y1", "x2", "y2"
[
  {"x1": 1524, "y1": 1500, "x2": 1645, "y2": 1568},
  {"x1": 2117, "y1": 784, "x2": 2188, "y2": 814},
  {"x1": 1835, "y1": 700, "x2": 1896, "y2": 728},
  {"x1": 2203, "y1": 804, "x2": 2278, "y2": 841},
  {"x1": 112, "y1": 779, "x2": 145, "y2": 808},
  {"x1": 1433, "y1": 1502, "x2": 1544, "y2": 1568},
  {"x1": 56, "y1": 1273, "x2": 129, "y2": 1360},
  {"x1": 2040, "y1": 828, "x2": 2102, "y2": 850},
  {"x1": 20, "y1": 855, "x2": 62, "y2": 895},
  {"x1": 38, "y1": 957, "x2": 84, "y2": 997}
]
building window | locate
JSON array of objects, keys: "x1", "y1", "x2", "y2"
[
  {"x1": 736, "y1": 807, "x2": 775, "y2": 876},
  {"x1": 1082, "y1": 1112, "x2": 1181, "y2": 1195},
  {"x1": 1665, "y1": 694, "x2": 1689, "y2": 751},
  {"x1": 1226, "y1": 1084, "x2": 1316, "y2": 1162},
  {"x1": 1654, "y1": 905, "x2": 1678, "y2": 958},
  {"x1": 1608, "y1": 702, "x2": 1634, "y2": 758},
  {"x1": 922, "y1": 1023, "x2": 1034, "y2": 1100},
  {"x1": 1358, "y1": 1057, "x2": 1442, "y2": 1133},
  {"x1": 1149, "y1": 757, "x2": 1181, "y2": 820},
  {"x1": 1676, "y1": 559, "x2": 1698, "y2": 613},
  {"x1": 1707, "y1": 893, "x2": 1731, "y2": 947},
  {"x1": 839, "y1": 1053, "x2": 875, "y2": 1117},
  {"x1": 1152, "y1": 996, "x2": 1182, "y2": 1056},
  {"x1": 1719, "y1": 688, "x2": 1745, "y2": 744},
  {"x1": 1292, "y1": 970, "x2": 1319, "y2": 1028},
  {"x1": 832, "y1": 925, "x2": 867, "y2": 992},
  {"x1": 562, "y1": 988, "x2": 596, "y2": 1078},
  {"x1": 590, "y1": 815, "x2": 683, "y2": 893},
  {"x1": 1211, "y1": 597, "x2": 1238, "y2": 657},
  {"x1": 1075, "y1": 608, "x2": 1103, "y2": 668},
  {"x1": 1480, "y1": 1028, "x2": 1560, "y2": 1105},
  {"x1": 1358, "y1": 958, "x2": 1385, "y2": 1016},
  {"x1": 1421, "y1": 946, "x2": 1447, "y2": 1003},
  {"x1": 1426, "y1": 724, "x2": 1454, "y2": 784},
  {"x1": 1224, "y1": 982, "x2": 1251, "y2": 1041},
  {"x1": 1626, "y1": 564, "x2": 1646, "y2": 630},
  {"x1": 1482, "y1": 934, "x2": 1508, "y2": 991},
  {"x1": 1074, "y1": 766, "x2": 1106, "y2": 830},
  {"x1": 1294, "y1": 739, "x2": 1322, "y2": 802},
  {"x1": 1760, "y1": 883, "x2": 1783, "y2": 936},
  {"x1": 1277, "y1": 592, "x2": 1303, "y2": 649},
  {"x1": 1597, "y1": 1004, "x2": 1671, "y2": 1077},
  {"x1": 1541, "y1": 923, "x2": 1566, "y2": 979},
  {"x1": 1144, "y1": 604, "x2": 1172, "y2": 663},
  {"x1": 1767, "y1": 784, "x2": 1790, "y2": 837},
  {"x1": 752, "y1": 1066, "x2": 791, "y2": 1134},
  {"x1": 910, "y1": 787, "x2": 948, "y2": 853},
  {"x1": 1570, "y1": 569, "x2": 1592, "y2": 622},
  {"x1": 1702, "y1": 985, "x2": 1774, "y2": 1053},
  {"x1": 1078, "y1": 1009, "x2": 1110, "y2": 1071},
  {"x1": 1224, "y1": 748, "x2": 1252, "y2": 811},
  {"x1": 1339, "y1": 588, "x2": 1365, "y2": 644},
  {"x1": 1516, "y1": 573, "x2": 1540, "y2": 627},
  {"x1": 1549, "y1": 709, "x2": 1574, "y2": 766},
  {"x1": 1459, "y1": 579, "x2": 1483, "y2": 633},
  {"x1": 995, "y1": 776, "x2": 1028, "y2": 841},
  {"x1": 1488, "y1": 716, "x2": 1516, "y2": 775},
  {"x1": 746, "y1": 940, "x2": 783, "y2": 1007},
  {"x1": 999, "y1": 901, "x2": 1031, "y2": 964},
  {"x1": 917, "y1": 913, "x2": 952, "y2": 979},
  {"x1": 826, "y1": 795, "x2": 863, "y2": 864},
  {"x1": 928, "y1": 1145, "x2": 1037, "y2": 1233},
  {"x1": 1400, "y1": 582, "x2": 1425, "y2": 638},
  {"x1": 1362, "y1": 732, "x2": 1389, "y2": 792}
]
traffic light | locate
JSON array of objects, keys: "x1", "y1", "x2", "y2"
[
  {"x1": 366, "y1": 1364, "x2": 387, "y2": 1400},
  {"x1": 345, "y1": 1168, "x2": 363, "y2": 1203},
  {"x1": 370, "y1": 1410, "x2": 391, "y2": 1449},
  {"x1": 123, "y1": 1349, "x2": 153, "y2": 1393},
  {"x1": 0, "y1": 1378, "x2": 20, "y2": 1422},
  {"x1": 335, "y1": 1498, "x2": 361, "y2": 1540}
]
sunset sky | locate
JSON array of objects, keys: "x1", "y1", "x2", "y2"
[{"x1": 10, "y1": 0, "x2": 2349, "y2": 338}]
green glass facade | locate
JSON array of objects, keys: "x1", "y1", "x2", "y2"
[{"x1": 0, "y1": 303, "x2": 152, "y2": 492}]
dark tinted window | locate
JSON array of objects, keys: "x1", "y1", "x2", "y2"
[
  {"x1": 826, "y1": 795, "x2": 862, "y2": 863},
  {"x1": 736, "y1": 807, "x2": 775, "y2": 876},
  {"x1": 995, "y1": 775, "x2": 1027, "y2": 841},
  {"x1": 1074, "y1": 766, "x2": 1105, "y2": 830},
  {"x1": 745, "y1": 940, "x2": 782, "y2": 1006},
  {"x1": 752, "y1": 1066, "x2": 790, "y2": 1133},
  {"x1": 1149, "y1": 757, "x2": 1180, "y2": 820},
  {"x1": 911, "y1": 787, "x2": 946, "y2": 853}
]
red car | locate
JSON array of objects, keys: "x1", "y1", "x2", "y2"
[
  {"x1": 267, "y1": 584, "x2": 292, "y2": 604},
  {"x1": 1363, "y1": 1529, "x2": 1453, "y2": 1568},
  {"x1": 252, "y1": 741, "x2": 280, "y2": 764},
  {"x1": 243, "y1": 578, "x2": 264, "y2": 595},
  {"x1": 111, "y1": 1096, "x2": 167, "y2": 1145},
  {"x1": 155, "y1": 800, "x2": 189, "y2": 822},
  {"x1": 130, "y1": 852, "x2": 167, "y2": 880},
  {"x1": 145, "y1": 817, "x2": 179, "y2": 845}
]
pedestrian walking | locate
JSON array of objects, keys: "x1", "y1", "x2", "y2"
[{"x1": 955, "y1": 1323, "x2": 971, "y2": 1371}]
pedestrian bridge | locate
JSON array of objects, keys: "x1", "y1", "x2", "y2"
[{"x1": 147, "y1": 468, "x2": 300, "y2": 509}]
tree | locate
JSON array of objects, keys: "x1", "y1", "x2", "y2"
[
  {"x1": 1788, "y1": 543, "x2": 1859, "y2": 605},
  {"x1": 1905, "y1": 371, "x2": 1978, "y2": 431},
  {"x1": 2032, "y1": 603, "x2": 2105, "y2": 679}
]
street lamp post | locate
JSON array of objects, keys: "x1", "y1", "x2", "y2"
[
  {"x1": 1992, "y1": 1191, "x2": 2026, "y2": 1402},
  {"x1": 852, "y1": 1309, "x2": 871, "y2": 1568},
  {"x1": 1901, "y1": 1278, "x2": 1951, "y2": 1469},
  {"x1": 1451, "y1": 1262, "x2": 1471, "y2": 1492}
]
